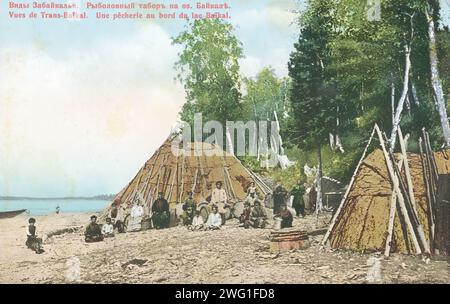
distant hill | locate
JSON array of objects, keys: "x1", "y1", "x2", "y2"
[{"x1": 0, "y1": 194, "x2": 116, "y2": 201}]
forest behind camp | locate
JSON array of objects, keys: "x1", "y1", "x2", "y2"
[{"x1": 171, "y1": 0, "x2": 450, "y2": 189}]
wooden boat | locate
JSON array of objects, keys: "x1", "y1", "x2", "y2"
[{"x1": 0, "y1": 209, "x2": 27, "y2": 219}]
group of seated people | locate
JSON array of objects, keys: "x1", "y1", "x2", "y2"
[
  {"x1": 84, "y1": 181, "x2": 295, "y2": 243},
  {"x1": 180, "y1": 191, "x2": 222, "y2": 231},
  {"x1": 239, "y1": 193, "x2": 269, "y2": 229},
  {"x1": 84, "y1": 215, "x2": 115, "y2": 243}
]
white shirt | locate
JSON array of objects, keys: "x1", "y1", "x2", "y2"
[
  {"x1": 130, "y1": 205, "x2": 144, "y2": 218},
  {"x1": 211, "y1": 188, "x2": 227, "y2": 204},
  {"x1": 102, "y1": 223, "x2": 114, "y2": 235},
  {"x1": 206, "y1": 212, "x2": 222, "y2": 228},
  {"x1": 192, "y1": 216, "x2": 204, "y2": 227}
]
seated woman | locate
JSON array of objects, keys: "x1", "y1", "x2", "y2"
[
  {"x1": 275, "y1": 204, "x2": 293, "y2": 229},
  {"x1": 26, "y1": 218, "x2": 45, "y2": 254},
  {"x1": 128, "y1": 200, "x2": 144, "y2": 232},
  {"x1": 85, "y1": 215, "x2": 104, "y2": 243},
  {"x1": 101, "y1": 217, "x2": 115, "y2": 238}
]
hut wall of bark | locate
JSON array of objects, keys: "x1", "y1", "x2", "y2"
[{"x1": 329, "y1": 149, "x2": 450, "y2": 254}]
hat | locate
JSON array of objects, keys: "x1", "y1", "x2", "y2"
[
  {"x1": 90, "y1": 215, "x2": 97, "y2": 219},
  {"x1": 28, "y1": 218, "x2": 36, "y2": 224}
]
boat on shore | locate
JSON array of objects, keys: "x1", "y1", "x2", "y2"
[{"x1": 0, "y1": 209, "x2": 27, "y2": 219}]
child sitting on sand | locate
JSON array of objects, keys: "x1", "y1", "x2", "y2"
[
  {"x1": 26, "y1": 218, "x2": 45, "y2": 254},
  {"x1": 101, "y1": 217, "x2": 115, "y2": 238},
  {"x1": 188, "y1": 210, "x2": 204, "y2": 231}
]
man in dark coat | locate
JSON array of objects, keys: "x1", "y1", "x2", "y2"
[
  {"x1": 152, "y1": 192, "x2": 170, "y2": 229},
  {"x1": 291, "y1": 180, "x2": 306, "y2": 217},
  {"x1": 273, "y1": 183, "x2": 288, "y2": 214},
  {"x1": 85, "y1": 215, "x2": 104, "y2": 243}
]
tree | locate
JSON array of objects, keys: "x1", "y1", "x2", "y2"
[
  {"x1": 242, "y1": 68, "x2": 291, "y2": 164},
  {"x1": 288, "y1": 0, "x2": 338, "y2": 212},
  {"x1": 172, "y1": 19, "x2": 244, "y2": 153}
]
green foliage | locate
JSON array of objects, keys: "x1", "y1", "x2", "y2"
[{"x1": 172, "y1": 19, "x2": 244, "y2": 127}]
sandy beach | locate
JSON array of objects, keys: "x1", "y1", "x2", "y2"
[{"x1": 0, "y1": 212, "x2": 448, "y2": 284}]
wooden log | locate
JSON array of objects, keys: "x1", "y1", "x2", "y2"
[
  {"x1": 376, "y1": 125, "x2": 422, "y2": 255},
  {"x1": 419, "y1": 137, "x2": 435, "y2": 248},
  {"x1": 435, "y1": 174, "x2": 450, "y2": 256},
  {"x1": 321, "y1": 125, "x2": 377, "y2": 246},
  {"x1": 398, "y1": 128, "x2": 431, "y2": 254},
  {"x1": 385, "y1": 157, "x2": 404, "y2": 257}
]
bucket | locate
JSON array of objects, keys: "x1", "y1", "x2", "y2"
[{"x1": 272, "y1": 217, "x2": 282, "y2": 230}]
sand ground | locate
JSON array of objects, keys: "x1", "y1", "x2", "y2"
[{"x1": 0, "y1": 212, "x2": 448, "y2": 284}]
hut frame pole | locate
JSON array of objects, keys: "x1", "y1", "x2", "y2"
[
  {"x1": 385, "y1": 157, "x2": 404, "y2": 257},
  {"x1": 419, "y1": 137, "x2": 435, "y2": 245},
  {"x1": 398, "y1": 128, "x2": 431, "y2": 254},
  {"x1": 376, "y1": 126, "x2": 422, "y2": 255},
  {"x1": 321, "y1": 125, "x2": 377, "y2": 246}
]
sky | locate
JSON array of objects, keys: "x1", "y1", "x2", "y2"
[
  {"x1": 0, "y1": 0, "x2": 301, "y2": 197},
  {"x1": 0, "y1": 0, "x2": 449, "y2": 197}
]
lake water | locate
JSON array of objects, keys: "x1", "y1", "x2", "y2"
[{"x1": 0, "y1": 199, "x2": 111, "y2": 215}]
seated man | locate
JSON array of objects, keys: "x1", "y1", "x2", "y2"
[
  {"x1": 26, "y1": 218, "x2": 45, "y2": 254},
  {"x1": 128, "y1": 200, "x2": 144, "y2": 232},
  {"x1": 152, "y1": 192, "x2": 170, "y2": 229},
  {"x1": 275, "y1": 204, "x2": 293, "y2": 229},
  {"x1": 245, "y1": 192, "x2": 258, "y2": 206},
  {"x1": 239, "y1": 202, "x2": 252, "y2": 229},
  {"x1": 101, "y1": 217, "x2": 115, "y2": 238},
  {"x1": 251, "y1": 200, "x2": 268, "y2": 229},
  {"x1": 189, "y1": 210, "x2": 204, "y2": 231},
  {"x1": 85, "y1": 215, "x2": 104, "y2": 243},
  {"x1": 206, "y1": 205, "x2": 222, "y2": 230},
  {"x1": 181, "y1": 191, "x2": 196, "y2": 226}
]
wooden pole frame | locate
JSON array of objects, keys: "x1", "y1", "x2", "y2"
[{"x1": 376, "y1": 125, "x2": 422, "y2": 255}]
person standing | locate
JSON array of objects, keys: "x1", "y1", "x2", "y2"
[
  {"x1": 273, "y1": 183, "x2": 288, "y2": 214},
  {"x1": 211, "y1": 181, "x2": 228, "y2": 225},
  {"x1": 152, "y1": 192, "x2": 170, "y2": 229},
  {"x1": 291, "y1": 180, "x2": 306, "y2": 217}
]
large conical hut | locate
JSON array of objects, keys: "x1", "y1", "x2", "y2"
[
  {"x1": 105, "y1": 135, "x2": 271, "y2": 220},
  {"x1": 322, "y1": 125, "x2": 450, "y2": 256}
]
